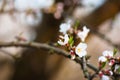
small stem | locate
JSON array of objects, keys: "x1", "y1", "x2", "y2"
[{"x1": 82, "y1": 57, "x2": 90, "y2": 80}]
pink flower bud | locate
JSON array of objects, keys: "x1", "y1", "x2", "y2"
[
  {"x1": 109, "y1": 59, "x2": 115, "y2": 66},
  {"x1": 99, "y1": 71, "x2": 103, "y2": 77}
]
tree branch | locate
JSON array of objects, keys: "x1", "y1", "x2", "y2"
[
  {"x1": 82, "y1": 57, "x2": 90, "y2": 80},
  {"x1": 0, "y1": 41, "x2": 98, "y2": 72}
]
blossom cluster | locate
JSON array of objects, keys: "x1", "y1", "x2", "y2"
[
  {"x1": 57, "y1": 20, "x2": 90, "y2": 59},
  {"x1": 0, "y1": 0, "x2": 54, "y2": 12},
  {"x1": 98, "y1": 49, "x2": 120, "y2": 80},
  {"x1": 57, "y1": 20, "x2": 120, "y2": 80}
]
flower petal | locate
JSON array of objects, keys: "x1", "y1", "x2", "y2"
[
  {"x1": 77, "y1": 26, "x2": 90, "y2": 42},
  {"x1": 57, "y1": 34, "x2": 69, "y2": 45},
  {"x1": 75, "y1": 43, "x2": 87, "y2": 57},
  {"x1": 59, "y1": 23, "x2": 71, "y2": 34},
  {"x1": 98, "y1": 56, "x2": 107, "y2": 62},
  {"x1": 101, "y1": 75, "x2": 109, "y2": 80},
  {"x1": 102, "y1": 50, "x2": 113, "y2": 58},
  {"x1": 77, "y1": 43, "x2": 87, "y2": 50},
  {"x1": 77, "y1": 51, "x2": 87, "y2": 57}
]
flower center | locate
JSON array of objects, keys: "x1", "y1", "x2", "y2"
[{"x1": 77, "y1": 48, "x2": 81, "y2": 53}]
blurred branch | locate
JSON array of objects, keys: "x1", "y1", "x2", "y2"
[
  {"x1": 0, "y1": 41, "x2": 98, "y2": 72},
  {"x1": 82, "y1": 0, "x2": 120, "y2": 29},
  {"x1": 90, "y1": 29, "x2": 120, "y2": 48}
]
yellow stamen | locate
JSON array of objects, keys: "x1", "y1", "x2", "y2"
[{"x1": 77, "y1": 48, "x2": 81, "y2": 53}]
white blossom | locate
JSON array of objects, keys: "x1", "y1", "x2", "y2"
[
  {"x1": 101, "y1": 75, "x2": 109, "y2": 80},
  {"x1": 37, "y1": 0, "x2": 54, "y2": 9},
  {"x1": 59, "y1": 22, "x2": 71, "y2": 34},
  {"x1": 14, "y1": 0, "x2": 38, "y2": 11},
  {"x1": 14, "y1": 0, "x2": 54, "y2": 11},
  {"x1": 58, "y1": 34, "x2": 69, "y2": 45},
  {"x1": 17, "y1": 12, "x2": 42, "y2": 27},
  {"x1": 102, "y1": 50, "x2": 114, "y2": 58},
  {"x1": 98, "y1": 56, "x2": 107, "y2": 62},
  {"x1": 77, "y1": 26, "x2": 90, "y2": 42},
  {"x1": 75, "y1": 43, "x2": 87, "y2": 57}
]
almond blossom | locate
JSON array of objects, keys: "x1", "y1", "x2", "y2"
[
  {"x1": 102, "y1": 50, "x2": 114, "y2": 58},
  {"x1": 77, "y1": 26, "x2": 90, "y2": 42},
  {"x1": 14, "y1": 0, "x2": 54, "y2": 11},
  {"x1": 98, "y1": 56, "x2": 107, "y2": 62},
  {"x1": 59, "y1": 22, "x2": 71, "y2": 34},
  {"x1": 75, "y1": 42, "x2": 87, "y2": 57},
  {"x1": 101, "y1": 75, "x2": 109, "y2": 80},
  {"x1": 58, "y1": 34, "x2": 69, "y2": 45}
]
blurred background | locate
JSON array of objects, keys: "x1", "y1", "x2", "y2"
[{"x1": 0, "y1": 0, "x2": 120, "y2": 80}]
